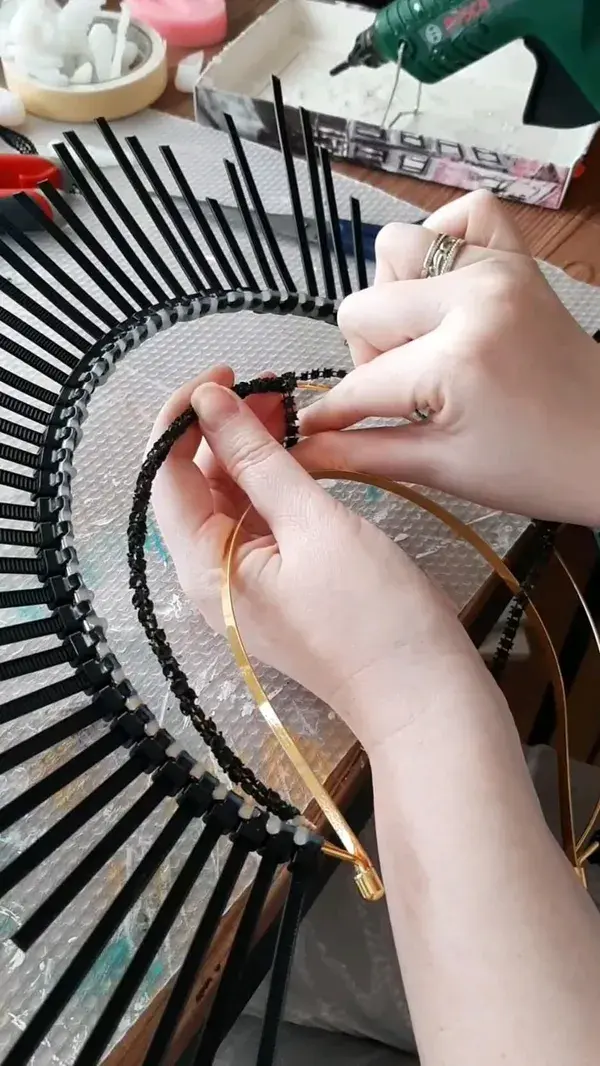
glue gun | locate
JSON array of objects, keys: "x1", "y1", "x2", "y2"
[{"x1": 330, "y1": 0, "x2": 600, "y2": 129}]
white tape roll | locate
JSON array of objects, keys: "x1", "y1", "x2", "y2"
[{"x1": 3, "y1": 14, "x2": 168, "y2": 123}]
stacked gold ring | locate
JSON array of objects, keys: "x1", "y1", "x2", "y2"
[{"x1": 421, "y1": 232, "x2": 466, "y2": 278}]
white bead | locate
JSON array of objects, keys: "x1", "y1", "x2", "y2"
[
  {"x1": 0, "y1": 88, "x2": 25, "y2": 126},
  {"x1": 293, "y1": 826, "x2": 309, "y2": 847},
  {"x1": 175, "y1": 51, "x2": 205, "y2": 94}
]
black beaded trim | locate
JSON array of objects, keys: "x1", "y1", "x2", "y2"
[
  {"x1": 128, "y1": 366, "x2": 347, "y2": 821},
  {"x1": 491, "y1": 520, "x2": 558, "y2": 681}
]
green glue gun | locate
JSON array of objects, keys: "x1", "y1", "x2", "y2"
[{"x1": 330, "y1": 0, "x2": 600, "y2": 129}]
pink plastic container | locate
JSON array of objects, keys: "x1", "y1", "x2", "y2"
[{"x1": 128, "y1": 0, "x2": 227, "y2": 48}]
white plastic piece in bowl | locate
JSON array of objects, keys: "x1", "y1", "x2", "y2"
[
  {"x1": 71, "y1": 60, "x2": 93, "y2": 84},
  {"x1": 88, "y1": 20, "x2": 114, "y2": 82},
  {"x1": 34, "y1": 66, "x2": 70, "y2": 87},
  {"x1": 122, "y1": 39, "x2": 138, "y2": 72},
  {"x1": 111, "y1": 5, "x2": 130, "y2": 78},
  {"x1": 57, "y1": 0, "x2": 104, "y2": 58}
]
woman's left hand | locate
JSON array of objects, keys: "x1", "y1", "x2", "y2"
[{"x1": 149, "y1": 367, "x2": 492, "y2": 756}]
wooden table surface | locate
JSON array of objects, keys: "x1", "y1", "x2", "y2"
[
  {"x1": 108, "y1": 6, "x2": 600, "y2": 1063},
  {"x1": 157, "y1": 0, "x2": 600, "y2": 284}
]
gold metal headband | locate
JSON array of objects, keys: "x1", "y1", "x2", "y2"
[{"x1": 221, "y1": 469, "x2": 600, "y2": 898}]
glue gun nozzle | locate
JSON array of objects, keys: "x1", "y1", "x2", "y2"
[{"x1": 330, "y1": 60, "x2": 350, "y2": 76}]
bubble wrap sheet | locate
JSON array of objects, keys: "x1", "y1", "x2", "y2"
[{"x1": 1, "y1": 109, "x2": 599, "y2": 1064}]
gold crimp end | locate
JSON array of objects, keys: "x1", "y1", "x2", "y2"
[{"x1": 354, "y1": 864, "x2": 385, "y2": 902}]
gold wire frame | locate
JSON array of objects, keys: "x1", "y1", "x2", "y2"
[{"x1": 220, "y1": 410, "x2": 600, "y2": 897}]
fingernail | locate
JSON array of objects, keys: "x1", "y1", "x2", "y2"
[{"x1": 192, "y1": 383, "x2": 239, "y2": 430}]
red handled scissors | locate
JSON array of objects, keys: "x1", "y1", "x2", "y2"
[{"x1": 0, "y1": 154, "x2": 72, "y2": 231}]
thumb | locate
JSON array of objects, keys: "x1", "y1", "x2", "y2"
[{"x1": 192, "y1": 383, "x2": 333, "y2": 538}]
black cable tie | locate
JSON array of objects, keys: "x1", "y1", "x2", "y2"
[
  {"x1": 0, "y1": 701, "x2": 106, "y2": 776},
  {"x1": 0, "y1": 729, "x2": 122, "y2": 835},
  {"x1": 0, "y1": 364, "x2": 59, "y2": 408},
  {"x1": 0, "y1": 613, "x2": 62, "y2": 647},
  {"x1": 13, "y1": 782, "x2": 167, "y2": 956},
  {"x1": 0, "y1": 630, "x2": 97, "y2": 683},
  {"x1": 26, "y1": 182, "x2": 145, "y2": 314},
  {"x1": 0, "y1": 753, "x2": 143, "y2": 901},
  {"x1": 58, "y1": 135, "x2": 174, "y2": 303},
  {"x1": 224, "y1": 112, "x2": 297, "y2": 294},
  {"x1": 0, "y1": 290, "x2": 78, "y2": 366},
  {"x1": 223, "y1": 159, "x2": 277, "y2": 290},
  {"x1": 255, "y1": 834, "x2": 322, "y2": 1066},
  {"x1": 319, "y1": 145, "x2": 352, "y2": 298},
  {"x1": 71, "y1": 796, "x2": 226, "y2": 1066},
  {"x1": 271, "y1": 74, "x2": 317, "y2": 297},
  {"x1": 160, "y1": 145, "x2": 240, "y2": 291},
  {"x1": 0, "y1": 389, "x2": 51, "y2": 425},
  {"x1": 0, "y1": 439, "x2": 41, "y2": 469},
  {"x1": 0, "y1": 586, "x2": 51, "y2": 612},
  {"x1": 0, "y1": 555, "x2": 41, "y2": 577},
  {"x1": 203, "y1": 196, "x2": 255, "y2": 289},
  {"x1": 124, "y1": 133, "x2": 207, "y2": 293},
  {"x1": 0, "y1": 415, "x2": 44, "y2": 446},
  {"x1": 299, "y1": 106, "x2": 336, "y2": 301},
  {"x1": 0, "y1": 272, "x2": 89, "y2": 354},
  {"x1": 0, "y1": 467, "x2": 35, "y2": 494},
  {"x1": 194, "y1": 833, "x2": 281, "y2": 1064},
  {"x1": 37, "y1": 547, "x2": 70, "y2": 579},
  {"x1": 2, "y1": 807, "x2": 194, "y2": 1066},
  {"x1": 350, "y1": 196, "x2": 368, "y2": 290},
  {"x1": 141, "y1": 794, "x2": 250, "y2": 1066},
  {"x1": 0, "y1": 230, "x2": 104, "y2": 340}
]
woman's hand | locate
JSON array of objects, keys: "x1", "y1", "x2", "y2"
[
  {"x1": 149, "y1": 368, "x2": 495, "y2": 756},
  {"x1": 298, "y1": 191, "x2": 600, "y2": 527}
]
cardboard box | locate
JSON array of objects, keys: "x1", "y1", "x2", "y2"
[{"x1": 195, "y1": 0, "x2": 597, "y2": 209}]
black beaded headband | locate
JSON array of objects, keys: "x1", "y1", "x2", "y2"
[{"x1": 0, "y1": 75, "x2": 597, "y2": 1066}]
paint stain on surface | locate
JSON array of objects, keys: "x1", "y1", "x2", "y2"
[
  {"x1": 0, "y1": 910, "x2": 18, "y2": 941},
  {"x1": 365, "y1": 485, "x2": 384, "y2": 505},
  {"x1": 14, "y1": 606, "x2": 47, "y2": 624},
  {"x1": 145, "y1": 517, "x2": 170, "y2": 565},
  {"x1": 79, "y1": 936, "x2": 163, "y2": 1002}
]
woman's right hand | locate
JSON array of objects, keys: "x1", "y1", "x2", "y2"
[{"x1": 299, "y1": 192, "x2": 600, "y2": 528}]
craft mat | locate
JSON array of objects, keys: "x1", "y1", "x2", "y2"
[{"x1": 1, "y1": 108, "x2": 599, "y2": 1064}]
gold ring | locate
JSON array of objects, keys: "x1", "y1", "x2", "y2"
[{"x1": 421, "y1": 232, "x2": 465, "y2": 278}]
